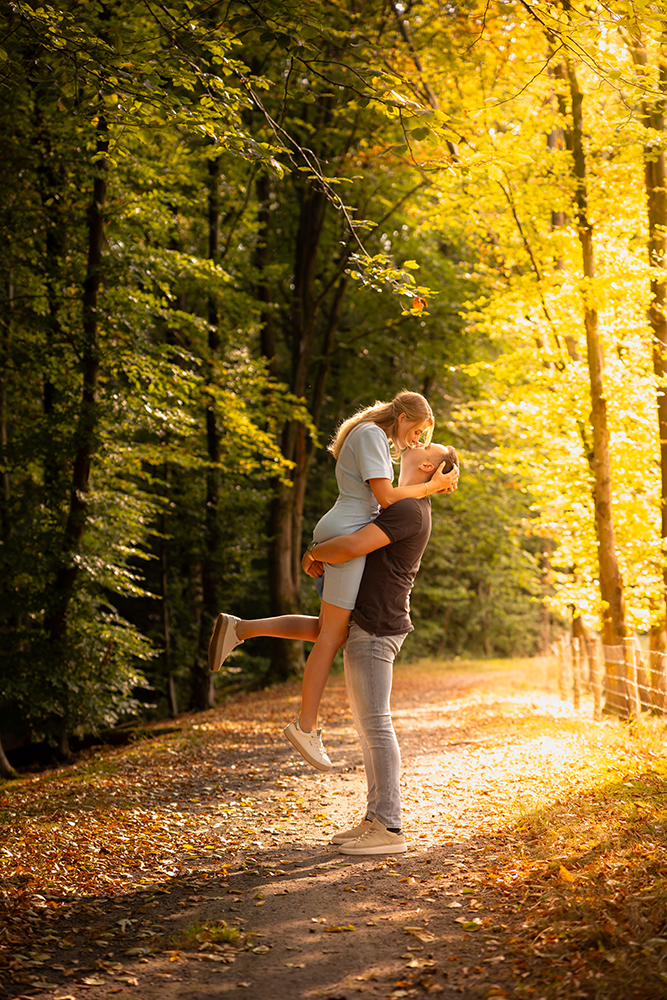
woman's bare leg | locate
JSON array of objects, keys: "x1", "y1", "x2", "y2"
[
  {"x1": 299, "y1": 602, "x2": 351, "y2": 732},
  {"x1": 236, "y1": 615, "x2": 320, "y2": 643}
]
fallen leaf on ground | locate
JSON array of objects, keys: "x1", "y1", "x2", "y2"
[
  {"x1": 420, "y1": 978, "x2": 444, "y2": 994},
  {"x1": 404, "y1": 927, "x2": 436, "y2": 943}
]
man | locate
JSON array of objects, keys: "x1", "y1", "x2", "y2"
[
  {"x1": 208, "y1": 441, "x2": 458, "y2": 856},
  {"x1": 302, "y1": 442, "x2": 457, "y2": 855}
]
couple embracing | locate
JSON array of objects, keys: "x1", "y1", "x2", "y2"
[{"x1": 209, "y1": 391, "x2": 459, "y2": 856}]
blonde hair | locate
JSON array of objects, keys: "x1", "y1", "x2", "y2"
[{"x1": 329, "y1": 391, "x2": 434, "y2": 460}]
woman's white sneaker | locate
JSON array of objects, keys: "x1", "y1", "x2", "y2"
[
  {"x1": 208, "y1": 613, "x2": 242, "y2": 672},
  {"x1": 337, "y1": 818, "x2": 407, "y2": 855},
  {"x1": 284, "y1": 719, "x2": 332, "y2": 771}
]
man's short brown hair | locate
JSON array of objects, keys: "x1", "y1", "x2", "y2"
[{"x1": 427, "y1": 444, "x2": 458, "y2": 479}]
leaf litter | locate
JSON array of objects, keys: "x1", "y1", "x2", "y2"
[{"x1": 1, "y1": 656, "x2": 666, "y2": 998}]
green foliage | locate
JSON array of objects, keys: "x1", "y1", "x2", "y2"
[
  {"x1": 13, "y1": 0, "x2": 645, "y2": 755},
  {"x1": 0, "y1": 0, "x2": 300, "y2": 742},
  {"x1": 407, "y1": 459, "x2": 546, "y2": 660}
]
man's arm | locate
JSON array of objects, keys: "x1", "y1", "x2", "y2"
[
  {"x1": 302, "y1": 523, "x2": 391, "y2": 577},
  {"x1": 314, "y1": 523, "x2": 391, "y2": 562}
]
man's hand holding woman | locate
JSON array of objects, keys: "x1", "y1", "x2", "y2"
[{"x1": 302, "y1": 545, "x2": 325, "y2": 578}]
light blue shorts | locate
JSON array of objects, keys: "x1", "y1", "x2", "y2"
[{"x1": 312, "y1": 497, "x2": 377, "y2": 611}]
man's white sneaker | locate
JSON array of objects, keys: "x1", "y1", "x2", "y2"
[
  {"x1": 208, "y1": 613, "x2": 242, "y2": 672},
  {"x1": 331, "y1": 818, "x2": 372, "y2": 845},
  {"x1": 337, "y1": 817, "x2": 407, "y2": 855},
  {"x1": 283, "y1": 719, "x2": 332, "y2": 772}
]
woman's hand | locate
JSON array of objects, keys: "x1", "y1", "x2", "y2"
[
  {"x1": 430, "y1": 462, "x2": 459, "y2": 494},
  {"x1": 302, "y1": 549, "x2": 325, "y2": 578}
]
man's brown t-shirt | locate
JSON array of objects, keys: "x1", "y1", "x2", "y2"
[{"x1": 351, "y1": 497, "x2": 432, "y2": 636}]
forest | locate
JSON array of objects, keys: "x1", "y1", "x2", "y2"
[{"x1": 1, "y1": 0, "x2": 665, "y2": 767}]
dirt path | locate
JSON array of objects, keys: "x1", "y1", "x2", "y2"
[{"x1": 2, "y1": 657, "x2": 662, "y2": 1000}]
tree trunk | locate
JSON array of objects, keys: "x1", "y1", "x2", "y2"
[
  {"x1": 290, "y1": 276, "x2": 348, "y2": 586},
  {"x1": 46, "y1": 119, "x2": 108, "y2": 659},
  {"x1": 0, "y1": 277, "x2": 11, "y2": 545},
  {"x1": 252, "y1": 170, "x2": 306, "y2": 681},
  {"x1": 160, "y1": 495, "x2": 178, "y2": 718},
  {"x1": 193, "y1": 151, "x2": 221, "y2": 710},
  {"x1": 36, "y1": 105, "x2": 68, "y2": 496},
  {"x1": 254, "y1": 172, "x2": 276, "y2": 375},
  {"x1": 565, "y1": 61, "x2": 627, "y2": 695},
  {"x1": 627, "y1": 30, "x2": 667, "y2": 629},
  {"x1": 547, "y1": 59, "x2": 580, "y2": 361},
  {"x1": 266, "y1": 180, "x2": 329, "y2": 680},
  {"x1": 0, "y1": 732, "x2": 17, "y2": 779},
  {"x1": 267, "y1": 271, "x2": 348, "y2": 680}
]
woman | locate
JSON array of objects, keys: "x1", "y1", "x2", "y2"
[{"x1": 209, "y1": 391, "x2": 456, "y2": 770}]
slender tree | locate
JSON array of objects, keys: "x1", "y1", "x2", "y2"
[
  {"x1": 564, "y1": 59, "x2": 628, "y2": 711},
  {"x1": 626, "y1": 28, "x2": 667, "y2": 639}
]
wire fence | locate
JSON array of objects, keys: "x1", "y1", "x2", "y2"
[{"x1": 552, "y1": 634, "x2": 667, "y2": 720}]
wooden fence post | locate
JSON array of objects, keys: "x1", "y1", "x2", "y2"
[
  {"x1": 558, "y1": 635, "x2": 571, "y2": 702},
  {"x1": 572, "y1": 636, "x2": 581, "y2": 710},
  {"x1": 623, "y1": 638, "x2": 641, "y2": 718},
  {"x1": 573, "y1": 613, "x2": 593, "y2": 690},
  {"x1": 648, "y1": 629, "x2": 667, "y2": 713},
  {"x1": 603, "y1": 644, "x2": 628, "y2": 717},
  {"x1": 632, "y1": 637, "x2": 651, "y2": 711},
  {"x1": 590, "y1": 637, "x2": 602, "y2": 722}
]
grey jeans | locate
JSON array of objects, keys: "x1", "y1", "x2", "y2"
[{"x1": 343, "y1": 621, "x2": 408, "y2": 830}]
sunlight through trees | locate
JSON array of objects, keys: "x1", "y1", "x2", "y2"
[{"x1": 1, "y1": 0, "x2": 666, "y2": 757}]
